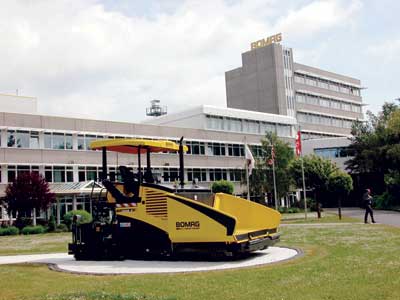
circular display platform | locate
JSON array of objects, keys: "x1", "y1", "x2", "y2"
[{"x1": 0, "y1": 247, "x2": 300, "y2": 275}]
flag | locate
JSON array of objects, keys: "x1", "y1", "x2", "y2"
[
  {"x1": 295, "y1": 131, "x2": 302, "y2": 156},
  {"x1": 267, "y1": 145, "x2": 275, "y2": 166},
  {"x1": 245, "y1": 144, "x2": 255, "y2": 176}
]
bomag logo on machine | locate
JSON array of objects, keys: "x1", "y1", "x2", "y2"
[{"x1": 176, "y1": 221, "x2": 200, "y2": 230}]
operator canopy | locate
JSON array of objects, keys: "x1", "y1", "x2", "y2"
[{"x1": 90, "y1": 138, "x2": 188, "y2": 154}]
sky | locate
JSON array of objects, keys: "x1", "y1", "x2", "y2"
[{"x1": 0, "y1": 0, "x2": 398, "y2": 123}]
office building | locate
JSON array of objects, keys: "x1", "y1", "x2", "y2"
[{"x1": 225, "y1": 34, "x2": 364, "y2": 139}]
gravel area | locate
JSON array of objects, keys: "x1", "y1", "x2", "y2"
[{"x1": 0, "y1": 247, "x2": 299, "y2": 275}]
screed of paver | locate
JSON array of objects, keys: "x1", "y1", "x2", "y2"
[{"x1": 0, "y1": 247, "x2": 299, "y2": 274}]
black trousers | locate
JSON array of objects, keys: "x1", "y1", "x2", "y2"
[{"x1": 364, "y1": 205, "x2": 375, "y2": 223}]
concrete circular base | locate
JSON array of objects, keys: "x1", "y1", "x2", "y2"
[{"x1": 0, "y1": 247, "x2": 300, "y2": 275}]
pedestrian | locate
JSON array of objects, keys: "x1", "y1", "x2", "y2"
[{"x1": 363, "y1": 188, "x2": 376, "y2": 224}]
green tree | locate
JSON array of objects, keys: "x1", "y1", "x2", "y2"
[
  {"x1": 346, "y1": 100, "x2": 400, "y2": 206},
  {"x1": 328, "y1": 170, "x2": 353, "y2": 219},
  {"x1": 248, "y1": 132, "x2": 294, "y2": 204},
  {"x1": 211, "y1": 180, "x2": 234, "y2": 195},
  {"x1": 290, "y1": 155, "x2": 339, "y2": 217}
]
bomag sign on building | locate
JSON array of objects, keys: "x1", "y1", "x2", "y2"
[{"x1": 251, "y1": 33, "x2": 282, "y2": 50}]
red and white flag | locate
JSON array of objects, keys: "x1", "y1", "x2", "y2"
[
  {"x1": 295, "y1": 131, "x2": 302, "y2": 156},
  {"x1": 245, "y1": 144, "x2": 255, "y2": 176},
  {"x1": 267, "y1": 145, "x2": 276, "y2": 166}
]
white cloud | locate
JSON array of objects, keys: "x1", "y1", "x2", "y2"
[{"x1": 0, "y1": 0, "x2": 363, "y2": 122}]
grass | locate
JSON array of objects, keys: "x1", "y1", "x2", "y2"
[
  {"x1": 1, "y1": 222, "x2": 400, "y2": 300},
  {"x1": 0, "y1": 232, "x2": 70, "y2": 256},
  {"x1": 281, "y1": 212, "x2": 360, "y2": 224}
]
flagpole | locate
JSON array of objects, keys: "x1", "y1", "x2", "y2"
[
  {"x1": 246, "y1": 159, "x2": 250, "y2": 200},
  {"x1": 298, "y1": 127, "x2": 308, "y2": 220},
  {"x1": 272, "y1": 152, "x2": 278, "y2": 210}
]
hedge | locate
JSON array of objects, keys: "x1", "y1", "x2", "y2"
[
  {"x1": 63, "y1": 210, "x2": 93, "y2": 229},
  {"x1": 0, "y1": 226, "x2": 19, "y2": 236},
  {"x1": 21, "y1": 225, "x2": 46, "y2": 235}
]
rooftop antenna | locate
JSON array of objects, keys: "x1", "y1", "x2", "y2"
[{"x1": 146, "y1": 100, "x2": 167, "y2": 117}]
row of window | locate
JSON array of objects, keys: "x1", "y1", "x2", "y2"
[
  {"x1": 294, "y1": 73, "x2": 361, "y2": 96},
  {"x1": 4, "y1": 130, "x2": 261, "y2": 157},
  {"x1": 206, "y1": 115, "x2": 293, "y2": 137},
  {"x1": 296, "y1": 93, "x2": 362, "y2": 113},
  {"x1": 314, "y1": 147, "x2": 355, "y2": 158},
  {"x1": 297, "y1": 112, "x2": 354, "y2": 128},
  {"x1": 3, "y1": 165, "x2": 246, "y2": 183}
]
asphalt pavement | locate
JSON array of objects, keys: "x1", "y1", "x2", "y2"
[{"x1": 326, "y1": 207, "x2": 400, "y2": 227}]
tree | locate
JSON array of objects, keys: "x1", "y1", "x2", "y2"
[
  {"x1": 346, "y1": 100, "x2": 400, "y2": 207},
  {"x1": 4, "y1": 172, "x2": 55, "y2": 225},
  {"x1": 211, "y1": 180, "x2": 234, "y2": 194},
  {"x1": 248, "y1": 132, "x2": 294, "y2": 205},
  {"x1": 290, "y1": 155, "x2": 339, "y2": 217},
  {"x1": 328, "y1": 171, "x2": 353, "y2": 219}
]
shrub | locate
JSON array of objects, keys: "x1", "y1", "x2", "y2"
[
  {"x1": 63, "y1": 210, "x2": 92, "y2": 229},
  {"x1": 48, "y1": 215, "x2": 56, "y2": 232},
  {"x1": 211, "y1": 180, "x2": 234, "y2": 195},
  {"x1": 374, "y1": 192, "x2": 394, "y2": 209},
  {"x1": 55, "y1": 223, "x2": 69, "y2": 232},
  {"x1": 21, "y1": 225, "x2": 46, "y2": 235},
  {"x1": 0, "y1": 226, "x2": 19, "y2": 236}
]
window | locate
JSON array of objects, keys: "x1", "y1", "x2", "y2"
[
  {"x1": 7, "y1": 130, "x2": 30, "y2": 148},
  {"x1": 207, "y1": 143, "x2": 226, "y2": 156},
  {"x1": 30, "y1": 132, "x2": 39, "y2": 148},
  {"x1": 296, "y1": 93, "x2": 306, "y2": 103},
  {"x1": 243, "y1": 120, "x2": 259, "y2": 134},
  {"x1": 342, "y1": 103, "x2": 351, "y2": 111},
  {"x1": 294, "y1": 75, "x2": 305, "y2": 84},
  {"x1": 340, "y1": 85, "x2": 350, "y2": 94},
  {"x1": 343, "y1": 120, "x2": 353, "y2": 128},
  {"x1": 352, "y1": 105, "x2": 361, "y2": 113},
  {"x1": 250, "y1": 145, "x2": 264, "y2": 157},
  {"x1": 44, "y1": 132, "x2": 73, "y2": 150},
  {"x1": 209, "y1": 169, "x2": 227, "y2": 181},
  {"x1": 229, "y1": 169, "x2": 244, "y2": 182},
  {"x1": 260, "y1": 122, "x2": 276, "y2": 134},
  {"x1": 185, "y1": 141, "x2": 205, "y2": 155},
  {"x1": 226, "y1": 118, "x2": 242, "y2": 132},
  {"x1": 331, "y1": 118, "x2": 342, "y2": 127},
  {"x1": 318, "y1": 79, "x2": 329, "y2": 89},
  {"x1": 228, "y1": 144, "x2": 244, "y2": 157},
  {"x1": 331, "y1": 101, "x2": 341, "y2": 110},
  {"x1": 306, "y1": 95, "x2": 319, "y2": 106},
  {"x1": 306, "y1": 76, "x2": 317, "y2": 86},
  {"x1": 329, "y1": 83, "x2": 340, "y2": 92},
  {"x1": 45, "y1": 166, "x2": 74, "y2": 183},
  {"x1": 206, "y1": 115, "x2": 224, "y2": 130},
  {"x1": 162, "y1": 168, "x2": 178, "y2": 182},
  {"x1": 320, "y1": 98, "x2": 330, "y2": 107},
  {"x1": 187, "y1": 168, "x2": 207, "y2": 182},
  {"x1": 77, "y1": 134, "x2": 102, "y2": 150}
]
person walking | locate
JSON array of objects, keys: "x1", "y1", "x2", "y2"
[{"x1": 363, "y1": 188, "x2": 376, "y2": 224}]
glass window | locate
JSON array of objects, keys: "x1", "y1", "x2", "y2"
[
  {"x1": 352, "y1": 105, "x2": 361, "y2": 113},
  {"x1": 15, "y1": 131, "x2": 29, "y2": 148},
  {"x1": 45, "y1": 166, "x2": 53, "y2": 182},
  {"x1": 229, "y1": 169, "x2": 244, "y2": 182},
  {"x1": 187, "y1": 168, "x2": 207, "y2": 182},
  {"x1": 7, "y1": 165, "x2": 16, "y2": 182},
  {"x1": 318, "y1": 79, "x2": 329, "y2": 89},
  {"x1": 340, "y1": 85, "x2": 350, "y2": 94},
  {"x1": 78, "y1": 166, "x2": 85, "y2": 181},
  {"x1": 294, "y1": 75, "x2": 305, "y2": 84},
  {"x1": 86, "y1": 167, "x2": 97, "y2": 181},
  {"x1": 296, "y1": 94, "x2": 306, "y2": 103},
  {"x1": 85, "y1": 135, "x2": 96, "y2": 150},
  {"x1": 44, "y1": 133, "x2": 52, "y2": 149},
  {"x1": 78, "y1": 135, "x2": 85, "y2": 150},
  {"x1": 7, "y1": 131, "x2": 16, "y2": 147},
  {"x1": 226, "y1": 118, "x2": 242, "y2": 132},
  {"x1": 52, "y1": 133, "x2": 65, "y2": 150},
  {"x1": 329, "y1": 83, "x2": 340, "y2": 92},
  {"x1": 320, "y1": 98, "x2": 330, "y2": 107},
  {"x1": 209, "y1": 169, "x2": 227, "y2": 181},
  {"x1": 206, "y1": 116, "x2": 224, "y2": 130},
  {"x1": 306, "y1": 76, "x2": 317, "y2": 86},
  {"x1": 30, "y1": 132, "x2": 39, "y2": 149},
  {"x1": 331, "y1": 101, "x2": 341, "y2": 110},
  {"x1": 65, "y1": 134, "x2": 73, "y2": 149}
]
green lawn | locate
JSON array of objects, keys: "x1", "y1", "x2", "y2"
[
  {"x1": 0, "y1": 223, "x2": 399, "y2": 300},
  {"x1": 0, "y1": 232, "x2": 70, "y2": 256}
]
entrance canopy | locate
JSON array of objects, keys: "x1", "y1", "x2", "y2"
[{"x1": 90, "y1": 139, "x2": 188, "y2": 154}]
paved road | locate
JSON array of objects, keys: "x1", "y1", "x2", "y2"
[{"x1": 326, "y1": 207, "x2": 400, "y2": 227}]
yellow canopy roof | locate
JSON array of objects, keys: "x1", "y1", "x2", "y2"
[{"x1": 90, "y1": 138, "x2": 188, "y2": 154}]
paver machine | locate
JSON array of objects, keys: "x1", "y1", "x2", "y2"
[{"x1": 68, "y1": 138, "x2": 281, "y2": 260}]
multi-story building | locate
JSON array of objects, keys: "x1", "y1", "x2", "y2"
[
  {"x1": 225, "y1": 34, "x2": 364, "y2": 139},
  {"x1": 0, "y1": 94, "x2": 296, "y2": 223}
]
